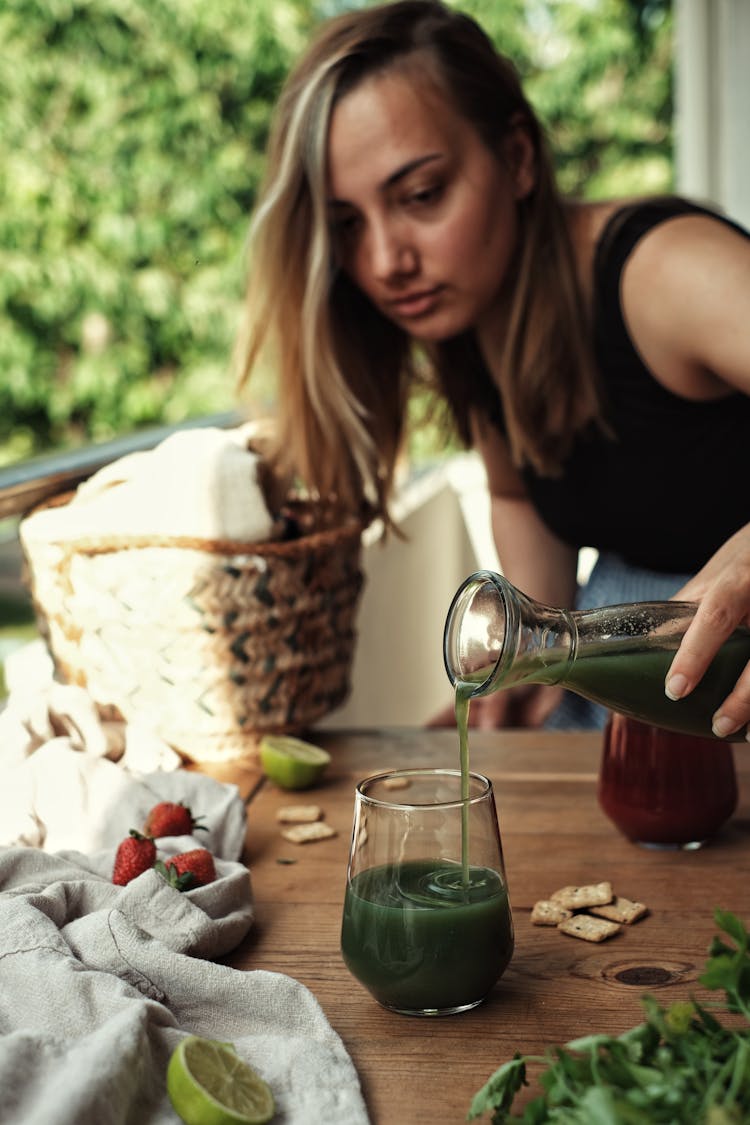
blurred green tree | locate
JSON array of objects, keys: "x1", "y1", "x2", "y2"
[
  {"x1": 0, "y1": 0, "x2": 672, "y2": 465},
  {"x1": 460, "y1": 0, "x2": 672, "y2": 196},
  {"x1": 0, "y1": 0, "x2": 313, "y2": 462}
]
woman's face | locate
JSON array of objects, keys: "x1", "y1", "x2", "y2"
[{"x1": 326, "y1": 64, "x2": 534, "y2": 342}]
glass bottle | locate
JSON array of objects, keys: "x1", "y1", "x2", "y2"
[{"x1": 443, "y1": 570, "x2": 750, "y2": 741}]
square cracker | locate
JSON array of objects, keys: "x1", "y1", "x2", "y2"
[
  {"x1": 558, "y1": 914, "x2": 621, "y2": 943},
  {"x1": 531, "y1": 900, "x2": 573, "y2": 926},
  {"x1": 550, "y1": 881, "x2": 613, "y2": 910},
  {"x1": 589, "y1": 895, "x2": 648, "y2": 925},
  {"x1": 276, "y1": 805, "x2": 323, "y2": 824},
  {"x1": 382, "y1": 776, "x2": 411, "y2": 790},
  {"x1": 280, "y1": 821, "x2": 337, "y2": 844}
]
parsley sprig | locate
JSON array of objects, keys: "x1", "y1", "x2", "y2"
[{"x1": 468, "y1": 908, "x2": 750, "y2": 1124}]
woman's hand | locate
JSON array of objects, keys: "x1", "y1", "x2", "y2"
[
  {"x1": 426, "y1": 684, "x2": 564, "y2": 730},
  {"x1": 666, "y1": 524, "x2": 750, "y2": 738}
]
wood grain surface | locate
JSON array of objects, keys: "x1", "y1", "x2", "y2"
[{"x1": 215, "y1": 728, "x2": 750, "y2": 1124}]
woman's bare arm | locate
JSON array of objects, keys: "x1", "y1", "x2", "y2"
[
  {"x1": 471, "y1": 410, "x2": 578, "y2": 606},
  {"x1": 621, "y1": 211, "x2": 750, "y2": 736}
]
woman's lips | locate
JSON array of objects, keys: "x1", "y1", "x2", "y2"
[{"x1": 387, "y1": 286, "x2": 443, "y2": 319}]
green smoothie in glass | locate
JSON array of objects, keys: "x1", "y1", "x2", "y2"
[
  {"x1": 340, "y1": 767, "x2": 513, "y2": 1016},
  {"x1": 341, "y1": 858, "x2": 512, "y2": 1013}
]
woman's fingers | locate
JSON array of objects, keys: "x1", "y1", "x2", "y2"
[
  {"x1": 470, "y1": 694, "x2": 514, "y2": 729},
  {"x1": 425, "y1": 701, "x2": 458, "y2": 728},
  {"x1": 710, "y1": 662, "x2": 750, "y2": 738},
  {"x1": 424, "y1": 693, "x2": 512, "y2": 728},
  {"x1": 666, "y1": 591, "x2": 750, "y2": 736},
  {"x1": 519, "y1": 685, "x2": 564, "y2": 727},
  {"x1": 424, "y1": 686, "x2": 560, "y2": 730}
]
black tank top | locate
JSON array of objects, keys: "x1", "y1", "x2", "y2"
[{"x1": 518, "y1": 197, "x2": 750, "y2": 574}]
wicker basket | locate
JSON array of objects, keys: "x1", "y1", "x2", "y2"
[{"x1": 21, "y1": 495, "x2": 364, "y2": 763}]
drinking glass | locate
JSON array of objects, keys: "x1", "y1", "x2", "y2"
[
  {"x1": 340, "y1": 768, "x2": 513, "y2": 1016},
  {"x1": 598, "y1": 712, "x2": 738, "y2": 850}
]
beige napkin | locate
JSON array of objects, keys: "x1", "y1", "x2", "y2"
[
  {"x1": 0, "y1": 640, "x2": 190, "y2": 850},
  {"x1": 1, "y1": 422, "x2": 370, "y2": 1122},
  {"x1": 0, "y1": 640, "x2": 369, "y2": 1124},
  {"x1": 0, "y1": 845, "x2": 368, "y2": 1124}
]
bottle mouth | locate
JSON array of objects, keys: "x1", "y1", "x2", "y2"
[{"x1": 443, "y1": 570, "x2": 510, "y2": 695}]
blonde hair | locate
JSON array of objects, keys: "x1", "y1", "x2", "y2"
[{"x1": 236, "y1": 0, "x2": 600, "y2": 521}]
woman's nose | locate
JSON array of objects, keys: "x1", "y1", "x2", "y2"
[{"x1": 367, "y1": 220, "x2": 418, "y2": 281}]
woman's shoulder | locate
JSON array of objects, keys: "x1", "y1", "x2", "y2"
[
  {"x1": 570, "y1": 194, "x2": 746, "y2": 276},
  {"x1": 612, "y1": 197, "x2": 750, "y2": 400},
  {"x1": 594, "y1": 194, "x2": 747, "y2": 271},
  {"x1": 564, "y1": 196, "x2": 692, "y2": 306},
  {"x1": 567, "y1": 194, "x2": 746, "y2": 323}
]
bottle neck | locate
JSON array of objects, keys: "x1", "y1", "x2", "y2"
[{"x1": 483, "y1": 584, "x2": 578, "y2": 693}]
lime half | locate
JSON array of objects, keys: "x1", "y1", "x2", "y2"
[
  {"x1": 167, "y1": 1036, "x2": 275, "y2": 1125},
  {"x1": 259, "y1": 734, "x2": 331, "y2": 790}
]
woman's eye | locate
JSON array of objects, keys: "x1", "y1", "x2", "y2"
[
  {"x1": 405, "y1": 183, "x2": 443, "y2": 208},
  {"x1": 330, "y1": 212, "x2": 361, "y2": 245}
]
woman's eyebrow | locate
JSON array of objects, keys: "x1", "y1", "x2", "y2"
[
  {"x1": 382, "y1": 152, "x2": 443, "y2": 188},
  {"x1": 327, "y1": 153, "x2": 443, "y2": 207}
]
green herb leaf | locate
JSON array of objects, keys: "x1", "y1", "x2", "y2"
[
  {"x1": 467, "y1": 1055, "x2": 529, "y2": 1121},
  {"x1": 469, "y1": 910, "x2": 750, "y2": 1123}
]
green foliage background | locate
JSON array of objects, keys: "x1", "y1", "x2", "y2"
[{"x1": 0, "y1": 0, "x2": 672, "y2": 467}]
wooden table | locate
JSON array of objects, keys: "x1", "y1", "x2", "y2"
[{"x1": 214, "y1": 729, "x2": 750, "y2": 1124}]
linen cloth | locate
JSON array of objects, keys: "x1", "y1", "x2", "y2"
[{"x1": 0, "y1": 647, "x2": 369, "y2": 1125}]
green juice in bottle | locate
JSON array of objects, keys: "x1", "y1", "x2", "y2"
[{"x1": 444, "y1": 570, "x2": 750, "y2": 740}]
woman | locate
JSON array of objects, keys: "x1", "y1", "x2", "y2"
[{"x1": 236, "y1": 0, "x2": 750, "y2": 734}]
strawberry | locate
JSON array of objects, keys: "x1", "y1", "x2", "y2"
[
  {"x1": 155, "y1": 848, "x2": 217, "y2": 891},
  {"x1": 143, "y1": 801, "x2": 207, "y2": 838},
  {"x1": 112, "y1": 830, "x2": 157, "y2": 885}
]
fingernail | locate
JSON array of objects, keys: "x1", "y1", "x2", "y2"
[
  {"x1": 665, "y1": 673, "x2": 688, "y2": 701},
  {"x1": 712, "y1": 714, "x2": 738, "y2": 738}
]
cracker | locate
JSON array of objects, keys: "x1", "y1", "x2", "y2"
[
  {"x1": 382, "y1": 776, "x2": 411, "y2": 790},
  {"x1": 589, "y1": 895, "x2": 649, "y2": 925},
  {"x1": 558, "y1": 914, "x2": 621, "y2": 943},
  {"x1": 550, "y1": 881, "x2": 613, "y2": 910},
  {"x1": 280, "y1": 821, "x2": 337, "y2": 844},
  {"x1": 276, "y1": 805, "x2": 323, "y2": 824},
  {"x1": 531, "y1": 900, "x2": 573, "y2": 926}
]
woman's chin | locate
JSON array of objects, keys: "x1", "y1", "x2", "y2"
[{"x1": 396, "y1": 312, "x2": 471, "y2": 343}]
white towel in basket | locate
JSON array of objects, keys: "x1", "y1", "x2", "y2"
[{"x1": 20, "y1": 424, "x2": 275, "y2": 545}]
